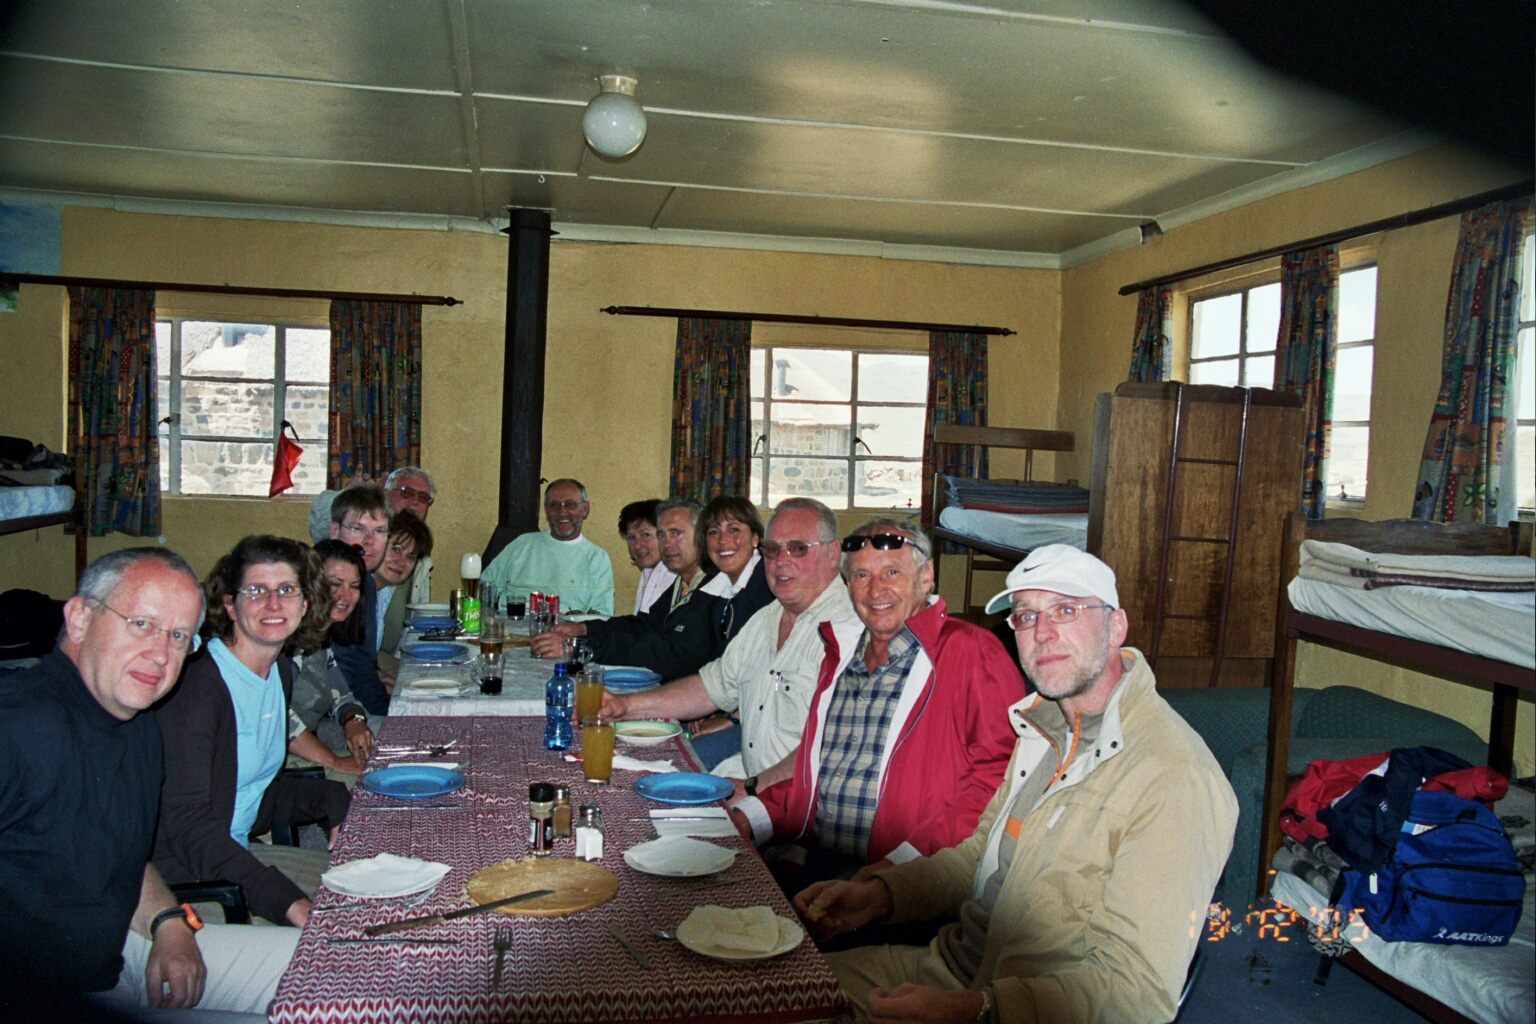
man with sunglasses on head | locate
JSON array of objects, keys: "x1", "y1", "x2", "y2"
[
  {"x1": 796, "y1": 545, "x2": 1238, "y2": 1024},
  {"x1": 0, "y1": 549, "x2": 297, "y2": 1020},
  {"x1": 600, "y1": 498, "x2": 860, "y2": 796},
  {"x1": 481, "y1": 478, "x2": 615, "y2": 616},
  {"x1": 730, "y1": 519, "x2": 1025, "y2": 902}
]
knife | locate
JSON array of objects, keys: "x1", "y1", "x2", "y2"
[
  {"x1": 327, "y1": 937, "x2": 461, "y2": 945},
  {"x1": 608, "y1": 922, "x2": 652, "y2": 969},
  {"x1": 364, "y1": 889, "x2": 554, "y2": 936},
  {"x1": 644, "y1": 877, "x2": 743, "y2": 899}
]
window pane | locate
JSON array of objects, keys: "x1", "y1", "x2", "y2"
[
  {"x1": 769, "y1": 348, "x2": 850, "y2": 401},
  {"x1": 1243, "y1": 355, "x2": 1275, "y2": 388},
  {"x1": 1190, "y1": 358, "x2": 1239, "y2": 386},
  {"x1": 288, "y1": 440, "x2": 328, "y2": 496},
  {"x1": 856, "y1": 405, "x2": 925, "y2": 457},
  {"x1": 767, "y1": 456, "x2": 849, "y2": 510},
  {"x1": 750, "y1": 350, "x2": 765, "y2": 399},
  {"x1": 155, "y1": 321, "x2": 171, "y2": 376},
  {"x1": 1333, "y1": 345, "x2": 1374, "y2": 421},
  {"x1": 1521, "y1": 237, "x2": 1533, "y2": 323},
  {"x1": 750, "y1": 455, "x2": 765, "y2": 505},
  {"x1": 1338, "y1": 267, "x2": 1378, "y2": 344},
  {"x1": 156, "y1": 377, "x2": 170, "y2": 493},
  {"x1": 285, "y1": 386, "x2": 330, "y2": 441},
  {"x1": 1246, "y1": 283, "x2": 1281, "y2": 353},
  {"x1": 856, "y1": 459, "x2": 923, "y2": 510},
  {"x1": 1518, "y1": 328, "x2": 1533, "y2": 420},
  {"x1": 181, "y1": 381, "x2": 275, "y2": 438},
  {"x1": 1518, "y1": 426, "x2": 1534, "y2": 509},
  {"x1": 751, "y1": 399, "x2": 765, "y2": 453},
  {"x1": 181, "y1": 321, "x2": 275, "y2": 379},
  {"x1": 178, "y1": 440, "x2": 273, "y2": 496},
  {"x1": 285, "y1": 327, "x2": 330, "y2": 383},
  {"x1": 770, "y1": 403, "x2": 851, "y2": 455},
  {"x1": 1191, "y1": 294, "x2": 1241, "y2": 359},
  {"x1": 1327, "y1": 425, "x2": 1370, "y2": 500},
  {"x1": 857, "y1": 353, "x2": 927, "y2": 403}
]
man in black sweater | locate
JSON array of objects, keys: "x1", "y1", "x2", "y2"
[{"x1": 0, "y1": 548, "x2": 296, "y2": 1020}]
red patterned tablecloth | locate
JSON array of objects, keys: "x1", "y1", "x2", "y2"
[{"x1": 269, "y1": 717, "x2": 850, "y2": 1024}]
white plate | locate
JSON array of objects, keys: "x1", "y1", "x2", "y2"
[
  {"x1": 399, "y1": 675, "x2": 463, "y2": 697},
  {"x1": 614, "y1": 720, "x2": 683, "y2": 747},
  {"x1": 408, "y1": 602, "x2": 450, "y2": 613},
  {"x1": 622, "y1": 835, "x2": 737, "y2": 877},
  {"x1": 676, "y1": 911, "x2": 803, "y2": 961},
  {"x1": 321, "y1": 853, "x2": 452, "y2": 899}
]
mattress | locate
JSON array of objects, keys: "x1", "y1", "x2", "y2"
[
  {"x1": 937, "y1": 506, "x2": 1088, "y2": 553},
  {"x1": 0, "y1": 485, "x2": 75, "y2": 522},
  {"x1": 1269, "y1": 785, "x2": 1536, "y2": 1024},
  {"x1": 1288, "y1": 575, "x2": 1536, "y2": 669}
]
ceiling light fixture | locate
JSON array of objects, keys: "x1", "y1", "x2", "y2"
[{"x1": 583, "y1": 74, "x2": 647, "y2": 159}]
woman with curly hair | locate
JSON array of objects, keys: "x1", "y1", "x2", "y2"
[
  {"x1": 288, "y1": 539, "x2": 377, "y2": 771},
  {"x1": 151, "y1": 535, "x2": 350, "y2": 927}
]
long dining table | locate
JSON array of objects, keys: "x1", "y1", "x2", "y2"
[{"x1": 268, "y1": 715, "x2": 850, "y2": 1024}]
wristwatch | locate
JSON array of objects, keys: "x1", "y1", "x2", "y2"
[
  {"x1": 150, "y1": 903, "x2": 204, "y2": 938},
  {"x1": 743, "y1": 775, "x2": 760, "y2": 796},
  {"x1": 975, "y1": 986, "x2": 995, "y2": 1023}
]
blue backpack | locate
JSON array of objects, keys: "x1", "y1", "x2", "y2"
[{"x1": 1338, "y1": 789, "x2": 1525, "y2": 946}]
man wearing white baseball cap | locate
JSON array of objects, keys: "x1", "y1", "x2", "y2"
[{"x1": 796, "y1": 544, "x2": 1237, "y2": 1024}]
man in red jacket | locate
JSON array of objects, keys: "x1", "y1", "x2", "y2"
[{"x1": 731, "y1": 519, "x2": 1025, "y2": 890}]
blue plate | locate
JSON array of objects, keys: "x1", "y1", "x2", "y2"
[
  {"x1": 409, "y1": 615, "x2": 456, "y2": 631},
  {"x1": 402, "y1": 642, "x2": 471, "y2": 663},
  {"x1": 603, "y1": 667, "x2": 662, "y2": 687},
  {"x1": 359, "y1": 765, "x2": 466, "y2": 800},
  {"x1": 633, "y1": 772, "x2": 734, "y2": 806}
]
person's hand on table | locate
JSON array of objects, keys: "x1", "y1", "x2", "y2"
[
  {"x1": 530, "y1": 630, "x2": 581, "y2": 659},
  {"x1": 330, "y1": 753, "x2": 365, "y2": 775},
  {"x1": 342, "y1": 716, "x2": 375, "y2": 762},
  {"x1": 866, "y1": 984, "x2": 983, "y2": 1024},
  {"x1": 792, "y1": 878, "x2": 891, "y2": 941},
  {"x1": 598, "y1": 692, "x2": 631, "y2": 719},
  {"x1": 144, "y1": 915, "x2": 206, "y2": 1008},
  {"x1": 286, "y1": 897, "x2": 312, "y2": 927}
]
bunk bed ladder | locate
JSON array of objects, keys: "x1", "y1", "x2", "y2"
[{"x1": 1146, "y1": 384, "x2": 1253, "y2": 686}]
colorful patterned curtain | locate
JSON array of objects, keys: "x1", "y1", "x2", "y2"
[
  {"x1": 67, "y1": 287, "x2": 160, "y2": 536},
  {"x1": 669, "y1": 317, "x2": 751, "y2": 502},
  {"x1": 1275, "y1": 245, "x2": 1339, "y2": 519},
  {"x1": 1412, "y1": 197, "x2": 1533, "y2": 524},
  {"x1": 1127, "y1": 284, "x2": 1173, "y2": 382},
  {"x1": 921, "y1": 331, "x2": 989, "y2": 535},
  {"x1": 328, "y1": 300, "x2": 422, "y2": 486}
]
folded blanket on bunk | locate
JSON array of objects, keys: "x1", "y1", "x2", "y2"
[
  {"x1": 1299, "y1": 540, "x2": 1535, "y2": 593},
  {"x1": 943, "y1": 476, "x2": 1090, "y2": 514}
]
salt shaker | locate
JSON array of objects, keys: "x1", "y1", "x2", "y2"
[{"x1": 575, "y1": 805, "x2": 604, "y2": 861}]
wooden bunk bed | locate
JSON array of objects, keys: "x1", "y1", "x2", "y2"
[
  {"x1": 932, "y1": 382, "x2": 1306, "y2": 687},
  {"x1": 1261, "y1": 512, "x2": 1535, "y2": 1024},
  {"x1": 0, "y1": 485, "x2": 87, "y2": 582}
]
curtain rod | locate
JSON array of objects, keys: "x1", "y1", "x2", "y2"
[
  {"x1": 1118, "y1": 179, "x2": 1534, "y2": 297},
  {"x1": 601, "y1": 305, "x2": 1015, "y2": 336},
  {"x1": 0, "y1": 272, "x2": 461, "y2": 306}
]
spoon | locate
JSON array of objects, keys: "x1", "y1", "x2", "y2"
[{"x1": 649, "y1": 925, "x2": 676, "y2": 940}]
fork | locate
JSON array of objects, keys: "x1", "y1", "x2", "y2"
[{"x1": 491, "y1": 926, "x2": 513, "y2": 992}]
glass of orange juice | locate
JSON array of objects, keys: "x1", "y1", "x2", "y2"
[
  {"x1": 574, "y1": 665, "x2": 605, "y2": 722},
  {"x1": 581, "y1": 715, "x2": 615, "y2": 785}
]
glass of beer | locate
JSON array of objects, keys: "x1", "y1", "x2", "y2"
[
  {"x1": 580, "y1": 715, "x2": 615, "y2": 785},
  {"x1": 575, "y1": 665, "x2": 605, "y2": 722},
  {"x1": 478, "y1": 617, "x2": 504, "y2": 661}
]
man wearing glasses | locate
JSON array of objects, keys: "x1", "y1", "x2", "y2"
[
  {"x1": 0, "y1": 549, "x2": 297, "y2": 1019},
  {"x1": 328, "y1": 484, "x2": 393, "y2": 715},
  {"x1": 309, "y1": 467, "x2": 436, "y2": 604},
  {"x1": 481, "y1": 478, "x2": 615, "y2": 616},
  {"x1": 600, "y1": 498, "x2": 859, "y2": 796},
  {"x1": 731, "y1": 519, "x2": 1026, "y2": 898},
  {"x1": 797, "y1": 545, "x2": 1238, "y2": 1024}
]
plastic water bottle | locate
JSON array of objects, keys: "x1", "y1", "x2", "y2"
[{"x1": 544, "y1": 663, "x2": 573, "y2": 750}]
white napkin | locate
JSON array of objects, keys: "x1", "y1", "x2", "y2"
[
  {"x1": 612, "y1": 754, "x2": 677, "y2": 773},
  {"x1": 321, "y1": 852, "x2": 451, "y2": 898},
  {"x1": 651, "y1": 807, "x2": 738, "y2": 838},
  {"x1": 678, "y1": 905, "x2": 782, "y2": 955},
  {"x1": 623, "y1": 835, "x2": 737, "y2": 875}
]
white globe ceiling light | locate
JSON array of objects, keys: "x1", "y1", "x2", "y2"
[{"x1": 582, "y1": 74, "x2": 647, "y2": 159}]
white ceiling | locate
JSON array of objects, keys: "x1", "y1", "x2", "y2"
[{"x1": 0, "y1": 0, "x2": 1426, "y2": 267}]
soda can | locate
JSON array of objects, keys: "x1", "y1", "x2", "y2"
[
  {"x1": 529, "y1": 591, "x2": 545, "y2": 616},
  {"x1": 548, "y1": 595, "x2": 560, "y2": 621}
]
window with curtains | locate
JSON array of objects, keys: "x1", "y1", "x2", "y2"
[
  {"x1": 155, "y1": 317, "x2": 331, "y2": 496},
  {"x1": 1188, "y1": 265, "x2": 1378, "y2": 500},
  {"x1": 748, "y1": 346, "x2": 929, "y2": 510},
  {"x1": 1518, "y1": 233, "x2": 1534, "y2": 511}
]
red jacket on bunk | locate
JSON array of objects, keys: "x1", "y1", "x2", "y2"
[{"x1": 747, "y1": 596, "x2": 1026, "y2": 863}]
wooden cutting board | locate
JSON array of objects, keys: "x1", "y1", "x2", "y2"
[{"x1": 465, "y1": 858, "x2": 617, "y2": 917}]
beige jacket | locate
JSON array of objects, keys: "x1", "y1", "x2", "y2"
[{"x1": 878, "y1": 649, "x2": 1237, "y2": 1024}]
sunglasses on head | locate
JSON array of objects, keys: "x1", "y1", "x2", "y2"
[{"x1": 839, "y1": 533, "x2": 912, "y2": 553}]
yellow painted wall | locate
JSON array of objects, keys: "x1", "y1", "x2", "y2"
[
  {"x1": 1059, "y1": 143, "x2": 1532, "y2": 775},
  {"x1": 0, "y1": 208, "x2": 1057, "y2": 611}
]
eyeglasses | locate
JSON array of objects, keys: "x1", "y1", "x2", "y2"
[
  {"x1": 757, "y1": 539, "x2": 832, "y2": 560},
  {"x1": 1008, "y1": 602, "x2": 1113, "y2": 630},
  {"x1": 234, "y1": 583, "x2": 304, "y2": 603},
  {"x1": 839, "y1": 534, "x2": 913, "y2": 553},
  {"x1": 90, "y1": 601, "x2": 201, "y2": 654},
  {"x1": 388, "y1": 486, "x2": 434, "y2": 507},
  {"x1": 339, "y1": 521, "x2": 390, "y2": 541},
  {"x1": 546, "y1": 500, "x2": 584, "y2": 513}
]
